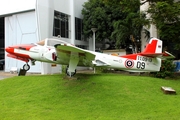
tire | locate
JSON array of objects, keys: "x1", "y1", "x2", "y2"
[
  {"x1": 23, "y1": 64, "x2": 30, "y2": 71},
  {"x1": 66, "y1": 66, "x2": 76, "y2": 76}
]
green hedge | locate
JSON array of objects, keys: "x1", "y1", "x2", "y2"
[{"x1": 152, "y1": 60, "x2": 176, "y2": 78}]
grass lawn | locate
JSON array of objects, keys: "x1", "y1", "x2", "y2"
[{"x1": 0, "y1": 72, "x2": 180, "y2": 120}]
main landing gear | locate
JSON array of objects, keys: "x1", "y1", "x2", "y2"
[
  {"x1": 66, "y1": 65, "x2": 76, "y2": 77},
  {"x1": 22, "y1": 63, "x2": 77, "y2": 76}
]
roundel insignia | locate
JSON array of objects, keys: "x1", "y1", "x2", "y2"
[{"x1": 125, "y1": 59, "x2": 134, "y2": 68}]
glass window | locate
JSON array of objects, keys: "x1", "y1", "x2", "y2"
[
  {"x1": 76, "y1": 45, "x2": 87, "y2": 49},
  {"x1": 47, "y1": 39, "x2": 69, "y2": 46},
  {"x1": 53, "y1": 11, "x2": 69, "y2": 38},
  {"x1": 36, "y1": 40, "x2": 45, "y2": 46},
  {"x1": 75, "y1": 17, "x2": 83, "y2": 40}
]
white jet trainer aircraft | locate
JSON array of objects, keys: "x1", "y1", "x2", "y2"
[{"x1": 5, "y1": 37, "x2": 174, "y2": 76}]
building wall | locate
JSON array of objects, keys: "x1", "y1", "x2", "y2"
[
  {"x1": 35, "y1": 0, "x2": 88, "y2": 74},
  {"x1": 140, "y1": 1, "x2": 158, "y2": 51},
  {"x1": 36, "y1": 0, "x2": 87, "y2": 41},
  {"x1": 2, "y1": 0, "x2": 90, "y2": 74},
  {"x1": 74, "y1": 0, "x2": 87, "y2": 18},
  {"x1": 5, "y1": 11, "x2": 41, "y2": 72}
]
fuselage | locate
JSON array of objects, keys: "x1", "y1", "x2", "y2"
[
  {"x1": 5, "y1": 43, "x2": 161, "y2": 72},
  {"x1": 6, "y1": 37, "x2": 174, "y2": 77},
  {"x1": 91, "y1": 51, "x2": 161, "y2": 72},
  {"x1": 5, "y1": 38, "x2": 162, "y2": 73}
]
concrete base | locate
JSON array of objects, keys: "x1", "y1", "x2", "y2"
[
  {"x1": 18, "y1": 69, "x2": 27, "y2": 76},
  {"x1": 161, "y1": 86, "x2": 176, "y2": 94}
]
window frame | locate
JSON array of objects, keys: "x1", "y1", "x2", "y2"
[
  {"x1": 53, "y1": 11, "x2": 69, "y2": 38},
  {"x1": 75, "y1": 17, "x2": 83, "y2": 40}
]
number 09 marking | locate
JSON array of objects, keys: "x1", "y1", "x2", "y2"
[{"x1": 137, "y1": 61, "x2": 145, "y2": 69}]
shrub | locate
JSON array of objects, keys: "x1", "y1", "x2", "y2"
[
  {"x1": 152, "y1": 60, "x2": 176, "y2": 78},
  {"x1": 95, "y1": 67, "x2": 111, "y2": 73}
]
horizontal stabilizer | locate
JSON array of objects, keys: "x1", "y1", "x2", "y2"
[
  {"x1": 140, "y1": 38, "x2": 175, "y2": 59},
  {"x1": 161, "y1": 51, "x2": 175, "y2": 59},
  {"x1": 140, "y1": 51, "x2": 175, "y2": 59},
  {"x1": 140, "y1": 53, "x2": 163, "y2": 57}
]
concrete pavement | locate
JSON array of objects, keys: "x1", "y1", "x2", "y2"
[{"x1": 0, "y1": 71, "x2": 17, "y2": 80}]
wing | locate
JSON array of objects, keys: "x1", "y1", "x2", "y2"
[
  {"x1": 54, "y1": 44, "x2": 96, "y2": 67},
  {"x1": 140, "y1": 51, "x2": 175, "y2": 59}
]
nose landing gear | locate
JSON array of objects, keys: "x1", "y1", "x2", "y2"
[
  {"x1": 23, "y1": 63, "x2": 30, "y2": 71},
  {"x1": 18, "y1": 63, "x2": 30, "y2": 76}
]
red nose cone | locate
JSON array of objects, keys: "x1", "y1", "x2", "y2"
[
  {"x1": 5, "y1": 44, "x2": 35, "y2": 54},
  {"x1": 5, "y1": 44, "x2": 35, "y2": 62},
  {"x1": 5, "y1": 47, "x2": 14, "y2": 54}
]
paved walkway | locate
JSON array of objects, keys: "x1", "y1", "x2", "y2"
[
  {"x1": 0, "y1": 69, "x2": 94, "y2": 80},
  {"x1": 0, "y1": 71, "x2": 17, "y2": 80}
]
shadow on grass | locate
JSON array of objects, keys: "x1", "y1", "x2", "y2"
[{"x1": 60, "y1": 72, "x2": 107, "y2": 89}]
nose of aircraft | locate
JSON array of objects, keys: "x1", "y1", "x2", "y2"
[
  {"x1": 5, "y1": 47, "x2": 14, "y2": 54},
  {"x1": 6, "y1": 44, "x2": 36, "y2": 52}
]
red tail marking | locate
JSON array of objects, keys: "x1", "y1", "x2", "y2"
[{"x1": 142, "y1": 40, "x2": 158, "y2": 53}]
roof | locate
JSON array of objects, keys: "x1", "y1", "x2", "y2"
[{"x1": 0, "y1": 0, "x2": 36, "y2": 16}]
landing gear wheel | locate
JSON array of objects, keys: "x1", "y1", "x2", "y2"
[
  {"x1": 23, "y1": 64, "x2": 30, "y2": 71},
  {"x1": 66, "y1": 66, "x2": 76, "y2": 77}
]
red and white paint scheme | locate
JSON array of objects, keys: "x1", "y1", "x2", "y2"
[{"x1": 5, "y1": 37, "x2": 174, "y2": 76}]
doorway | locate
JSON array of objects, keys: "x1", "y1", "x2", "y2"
[{"x1": 0, "y1": 17, "x2": 5, "y2": 70}]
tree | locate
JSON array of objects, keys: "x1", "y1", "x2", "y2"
[
  {"x1": 147, "y1": 1, "x2": 180, "y2": 51},
  {"x1": 82, "y1": 0, "x2": 149, "y2": 52},
  {"x1": 105, "y1": 0, "x2": 149, "y2": 52},
  {"x1": 82, "y1": 0, "x2": 124, "y2": 42}
]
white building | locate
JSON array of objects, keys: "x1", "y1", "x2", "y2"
[
  {"x1": 0, "y1": 0, "x2": 90, "y2": 74},
  {"x1": 140, "y1": 1, "x2": 158, "y2": 51},
  {"x1": 0, "y1": 0, "x2": 161, "y2": 74}
]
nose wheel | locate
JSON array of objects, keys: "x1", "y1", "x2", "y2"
[{"x1": 23, "y1": 64, "x2": 30, "y2": 71}]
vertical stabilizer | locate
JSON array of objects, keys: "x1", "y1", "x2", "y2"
[{"x1": 142, "y1": 38, "x2": 162, "y2": 54}]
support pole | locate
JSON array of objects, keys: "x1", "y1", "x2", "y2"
[{"x1": 91, "y1": 28, "x2": 97, "y2": 73}]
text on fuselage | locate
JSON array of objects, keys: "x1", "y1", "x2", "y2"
[{"x1": 137, "y1": 55, "x2": 152, "y2": 62}]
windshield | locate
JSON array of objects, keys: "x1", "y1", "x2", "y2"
[
  {"x1": 47, "y1": 39, "x2": 69, "y2": 46},
  {"x1": 36, "y1": 38, "x2": 69, "y2": 46},
  {"x1": 36, "y1": 40, "x2": 45, "y2": 46}
]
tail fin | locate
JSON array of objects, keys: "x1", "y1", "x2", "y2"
[
  {"x1": 142, "y1": 38, "x2": 162, "y2": 54},
  {"x1": 141, "y1": 38, "x2": 175, "y2": 59}
]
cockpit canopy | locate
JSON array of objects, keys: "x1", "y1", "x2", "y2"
[{"x1": 36, "y1": 38, "x2": 69, "y2": 47}]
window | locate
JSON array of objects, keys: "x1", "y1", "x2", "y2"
[
  {"x1": 36, "y1": 40, "x2": 45, "y2": 46},
  {"x1": 75, "y1": 17, "x2": 83, "y2": 40},
  {"x1": 76, "y1": 45, "x2": 87, "y2": 49},
  {"x1": 47, "y1": 39, "x2": 69, "y2": 46},
  {"x1": 53, "y1": 11, "x2": 69, "y2": 38}
]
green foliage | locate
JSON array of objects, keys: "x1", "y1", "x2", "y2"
[
  {"x1": 82, "y1": 0, "x2": 149, "y2": 49},
  {"x1": 110, "y1": 0, "x2": 149, "y2": 49},
  {"x1": 1, "y1": 74, "x2": 180, "y2": 119},
  {"x1": 62, "y1": 65, "x2": 67, "y2": 73},
  {"x1": 82, "y1": 0, "x2": 122, "y2": 41},
  {"x1": 95, "y1": 67, "x2": 113, "y2": 73},
  {"x1": 102, "y1": 0, "x2": 180, "y2": 52},
  {"x1": 147, "y1": 0, "x2": 180, "y2": 50},
  {"x1": 152, "y1": 60, "x2": 176, "y2": 78},
  {"x1": 111, "y1": 11, "x2": 149, "y2": 47}
]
